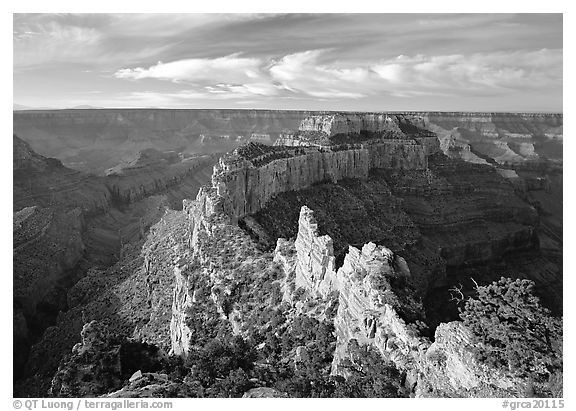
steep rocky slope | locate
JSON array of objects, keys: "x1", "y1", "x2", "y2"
[
  {"x1": 13, "y1": 136, "x2": 216, "y2": 387},
  {"x1": 14, "y1": 206, "x2": 85, "y2": 378},
  {"x1": 274, "y1": 206, "x2": 543, "y2": 396},
  {"x1": 14, "y1": 135, "x2": 111, "y2": 213},
  {"x1": 105, "y1": 148, "x2": 218, "y2": 207}
]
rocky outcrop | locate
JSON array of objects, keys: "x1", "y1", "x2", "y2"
[
  {"x1": 50, "y1": 321, "x2": 124, "y2": 397},
  {"x1": 191, "y1": 113, "x2": 443, "y2": 220},
  {"x1": 169, "y1": 261, "x2": 194, "y2": 357},
  {"x1": 279, "y1": 206, "x2": 527, "y2": 397},
  {"x1": 249, "y1": 150, "x2": 541, "y2": 299},
  {"x1": 293, "y1": 206, "x2": 338, "y2": 297},
  {"x1": 50, "y1": 321, "x2": 168, "y2": 398}
]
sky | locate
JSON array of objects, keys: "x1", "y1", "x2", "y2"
[{"x1": 13, "y1": 13, "x2": 563, "y2": 112}]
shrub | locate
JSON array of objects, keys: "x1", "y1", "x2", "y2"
[
  {"x1": 334, "y1": 339, "x2": 406, "y2": 398},
  {"x1": 459, "y1": 277, "x2": 562, "y2": 380}
]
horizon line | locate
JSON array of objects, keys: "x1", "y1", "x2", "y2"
[{"x1": 12, "y1": 107, "x2": 564, "y2": 115}]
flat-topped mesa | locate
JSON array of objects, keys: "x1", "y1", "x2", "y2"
[
  {"x1": 191, "y1": 114, "x2": 440, "y2": 221},
  {"x1": 208, "y1": 116, "x2": 439, "y2": 220},
  {"x1": 299, "y1": 113, "x2": 399, "y2": 136},
  {"x1": 297, "y1": 113, "x2": 429, "y2": 137},
  {"x1": 284, "y1": 113, "x2": 439, "y2": 152}
]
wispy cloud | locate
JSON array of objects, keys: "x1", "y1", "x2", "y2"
[
  {"x1": 14, "y1": 20, "x2": 102, "y2": 68},
  {"x1": 14, "y1": 13, "x2": 563, "y2": 111},
  {"x1": 114, "y1": 54, "x2": 263, "y2": 84},
  {"x1": 372, "y1": 49, "x2": 562, "y2": 96},
  {"x1": 110, "y1": 48, "x2": 562, "y2": 103}
]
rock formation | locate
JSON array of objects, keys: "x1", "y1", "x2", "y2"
[
  {"x1": 298, "y1": 113, "x2": 405, "y2": 135},
  {"x1": 275, "y1": 206, "x2": 534, "y2": 397},
  {"x1": 211, "y1": 114, "x2": 435, "y2": 220},
  {"x1": 293, "y1": 206, "x2": 338, "y2": 297},
  {"x1": 50, "y1": 321, "x2": 169, "y2": 398}
]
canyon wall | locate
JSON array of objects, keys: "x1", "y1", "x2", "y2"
[
  {"x1": 105, "y1": 151, "x2": 218, "y2": 206},
  {"x1": 13, "y1": 135, "x2": 111, "y2": 214},
  {"x1": 14, "y1": 135, "x2": 218, "y2": 213},
  {"x1": 412, "y1": 112, "x2": 563, "y2": 164},
  {"x1": 212, "y1": 144, "x2": 427, "y2": 219}
]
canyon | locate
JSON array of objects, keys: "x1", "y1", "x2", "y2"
[
  {"x1": 13, "y1": 110, "x2": 562, "y2": 398},
  {"x1": 14, "y1": 110, "x2": 560, "y2": 175},
  {"x1": 13, "y1": 134, "x2": 217, "y2": 382}
]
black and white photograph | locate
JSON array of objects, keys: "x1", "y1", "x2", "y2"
[{"x1": 10, "y1": 6, "x2": 567, "y2": 407}]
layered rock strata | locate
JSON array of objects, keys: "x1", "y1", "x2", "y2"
[
  {"x1": 105, "y1": 149, "x2": 218, "y2": 205},
  {"x1": 212, "y1": 141, "x2": 430, "y2": 220},
  {"x1": 14, "y1": 135, "x2": 111, "y2": 214},
  {"x1": 248, "y1": 153, "x2": 541, "y2": 301},
  {"x1": 15, "y1": 111, "x2": 561, "y2": 398},
  {"x1": 13, "y1": 109, "x2": 313, "y2": 174},
  {"x1": 298, "y1": 113, "x2": 428, "y2": 136},
  {"x1": 413, "y1": 112, "x2": 563, "y2": 164}
]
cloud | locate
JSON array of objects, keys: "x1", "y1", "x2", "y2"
[
  {"x1": 110, "y1": 47, "x2": 562, "y2": 105},
  {"x1": 13, "y1": 15, "x2": 173, "y2": 69},
  {"x1": 114, "y1": 54, "x2": 263, "y2": 84},
  {"x1": 371, "y1": 49, "x2": 562, "y2": 95},
  {"x1": 14, "y1": 20, "x2": 103, "y2": 68},
  {"x1": 268, "y1": 49, "x2": 372, "y2": 98}
]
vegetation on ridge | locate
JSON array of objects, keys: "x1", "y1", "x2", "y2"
[{"x1": 458, "y1": 277, "x2": 562, "y2": 396}]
